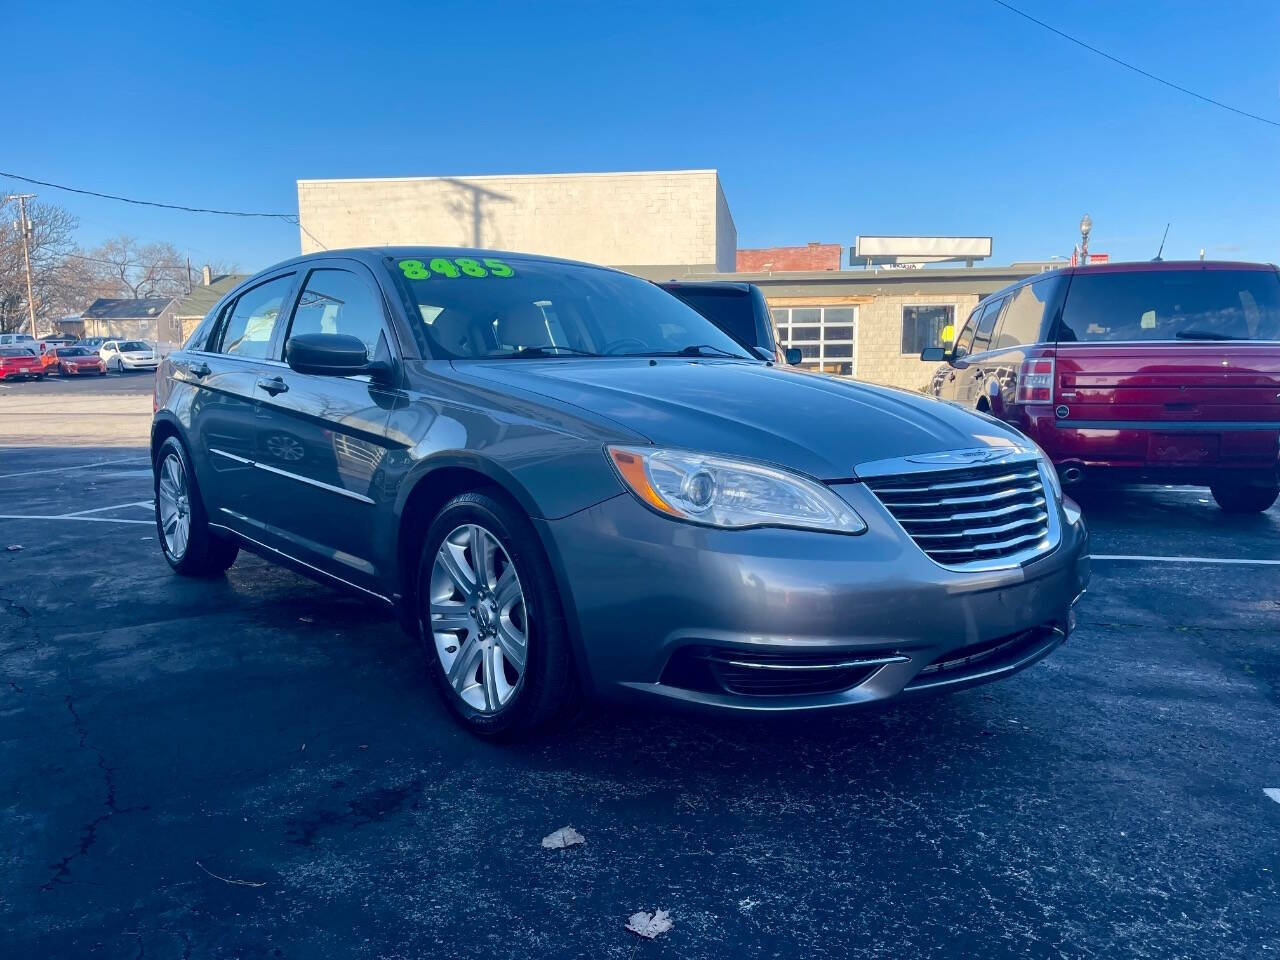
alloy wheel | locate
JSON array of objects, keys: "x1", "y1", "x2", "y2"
[
  {"x1": 429, "y1": 523, "x2": 529, "y2": 714},
  {"x1": 157, "y1": 453, "x2": 192, "y2": 559}
]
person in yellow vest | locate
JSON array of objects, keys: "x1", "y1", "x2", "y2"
[{"x1": 940, "y1": 321, "x2": 955, "y2": 348}]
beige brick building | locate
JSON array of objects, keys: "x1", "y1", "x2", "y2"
[
  {"x1": 630, "y1": 265, "x2": 1041, "y2": 391},
  {"x1": 297, "y1": 170, "x2": 736, "y2": 273},
  {"x1": 295, "y1": 168, "x2": 1045, "y2": 391}
]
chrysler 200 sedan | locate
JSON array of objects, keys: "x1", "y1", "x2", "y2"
[{"x1": 151, "y1": 247, "x2": 1090, "y2": 736}]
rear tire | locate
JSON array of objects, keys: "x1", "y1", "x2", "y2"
[
  {"x1": 1210, "y1": 482, "x2": 1278, "y2": 514},
  {"x1": 416, "y1": 491, "x2": 579, "y2": 738},
  {"x1": 154, "y1": 436, "x2": 239, "y2": 576}
]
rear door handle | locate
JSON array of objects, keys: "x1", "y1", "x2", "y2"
[{"x1": 256, "y1": 376, "x2": 289, "y2": 396}]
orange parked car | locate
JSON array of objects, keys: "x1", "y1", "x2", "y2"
[{"x1": 43, "y1": 345, "x2": 107, "y2": 376}]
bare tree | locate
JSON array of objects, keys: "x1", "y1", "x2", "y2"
[
  {"x1": 0, "y1": 199, "x2": 79, "y2": 334},
  {"x1": 77, "y1": 235, "x2": 193, "y2": 300}
]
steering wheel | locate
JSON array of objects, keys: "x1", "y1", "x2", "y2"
[{"x1": 603, "y1": 338, "x2": 649, "y2": 355}]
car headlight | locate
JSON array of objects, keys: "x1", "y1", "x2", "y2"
[{"x1": 607, "y1": 446, "x2": 866, "y2": 534}]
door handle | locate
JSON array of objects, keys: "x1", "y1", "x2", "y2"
[
  {"x1": 256, "y1": 376, "x2": 289, "y2": 396},
  {"x1": 189, "y1": 361, "x2": 211, "y2": 378},
  {"x1": 973, "y1": 369, "x2": 985, "y2": 379}
]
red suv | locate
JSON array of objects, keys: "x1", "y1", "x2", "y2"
[{"x1": 922, "y1": 261, "x2": 1280, "y2": 513}]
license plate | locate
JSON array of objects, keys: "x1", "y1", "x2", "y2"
[{"x1": 1148, "y1": 433, "x2": 1219, "y2": 463}]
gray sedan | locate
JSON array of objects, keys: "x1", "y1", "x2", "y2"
[{"x1": 151, "y1": 247, "x2": 1090, "y2": 736}]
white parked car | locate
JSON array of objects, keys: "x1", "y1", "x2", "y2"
[
  {"x1": 100, "y1": 340, "x2": 159, "y2": 372},
  {"x1": 0, "y1": 333, "x2": 38, "y2": 354}
]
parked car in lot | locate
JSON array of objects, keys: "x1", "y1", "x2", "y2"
[
  {"x1": 0, "y1": 333, "x2": 38, "y2": 354},
  {"x1": 100, "y1": 339, "x2": 159, "y2": 372},
  {"x1": 0, "y1": 346, "x2": 45, "y2": 380},
  {"x1": 922, "y1": 261, "x2": 1280, "y2": 513},
  {"x1": 43, "y1": 345, "x2": 107, "y2": 376},
  {"x1": 152, "y1": 247, "x2": 1089, "y2": 736},
  {"x1": 656, "y1": 280, "x2": 793, "y2": 364}
]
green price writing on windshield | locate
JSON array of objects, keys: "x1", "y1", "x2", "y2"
[{"x1": 398, "y1": 257, "x2": 515, "y2": 280}]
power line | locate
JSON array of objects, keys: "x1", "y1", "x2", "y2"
[
  {"x1": 0, "y1": 168, "x2": 327, "y2": 250},
  {"x1": 989, "y1": 0, "x2": 1280, "y2": 129},
  {"x1": 0, "y1": 170, "x2": 295, "y2": 217}
]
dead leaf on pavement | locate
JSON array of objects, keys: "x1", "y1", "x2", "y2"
[
  {"x1": 625, "y1": 909, "x2": 672, "y2": 939},
  {"x1": 541, "y1": 826, "x2": 585, "y2": 850}
]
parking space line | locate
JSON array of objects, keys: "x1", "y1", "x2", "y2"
[
  {"x1": 0, "y1": 514, "x2": 152, "y2": 525},
  {"x1": 0, "y1": 457, "x2": 148, "y2": 480},
  {"x1": 60, "y1": 500, "x2": 153, "y2": 517},
  {"x1": 1093, "y1": 554, "x2": 1280, "y2": 566}
]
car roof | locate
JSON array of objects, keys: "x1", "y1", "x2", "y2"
[
  {"x1": 262, "y1": 246, "x2": 625, "y2": 276},
  {"x1": 977, "y1": 259, "x2": 1280, "y2": 309}
]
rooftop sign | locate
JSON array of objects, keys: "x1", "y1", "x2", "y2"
[{"x1": 852, "y1": 236, "x2": 993, "y2": 266}]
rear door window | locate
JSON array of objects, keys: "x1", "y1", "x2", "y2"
[
  {"x1": 996, "y1": 278, "x2": 1061, "y2": 348},
  {"x1": 215, "y1": 275, "x2": 295, "y2": 358},
  {"x1": 1058, "y1": 269, "x2": 1280, "y2": 342},
  {"x1": 969, "y1": 297, "x2": 1006, "y2": 354}
]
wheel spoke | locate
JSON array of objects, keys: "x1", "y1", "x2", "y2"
[
  {"x1": 430, "y1": 601, "x2": 471, "y2": 634},
  {"x1": 496, "y1": 620, "x2": 527, "y2": 672},
  {"x1": 470, "y1": 526, "x2": 494, "y2": 590},
  {"x1": 492, "y1": 566, "x2": 521, "y2": 612},
  {"x1": 447, "y1": 635, "x2": 483, "y2": 692},
  {"x1": 481, "y1": 643, "x2": 502, "y2": 711},
  {"x1": 437, "y1": 540, "x2": 476, "y2": 595}
]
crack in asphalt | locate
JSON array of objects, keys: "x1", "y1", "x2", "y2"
[{"x1": 41, "y1": 693, "x2": 136, "y2": 892}]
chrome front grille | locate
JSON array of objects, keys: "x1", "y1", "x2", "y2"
[{"x1": 863, "y1": 456, "x2": 1056, "y2": 569}]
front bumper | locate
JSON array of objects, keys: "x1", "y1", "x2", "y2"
[
  {"x1": 120, "y1": 357, "x2": 159, "y2": 370},
  {"x1": 537, "y1": 483, "x2": 1090, "y2": 713}
]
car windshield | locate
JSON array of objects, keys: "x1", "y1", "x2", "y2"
[
  {"x1": 390, "y1": 256, "x2": 751, "y2": 360},
  {"x1": 1058, "y1": 268, "x2": 1280, "y2": 342},
  {"x1": 119, "y1": 341, "x2": 149, "y2": 351},
  {"x1": 60, "y1": 348, "x2": 91, "y2": 356}
]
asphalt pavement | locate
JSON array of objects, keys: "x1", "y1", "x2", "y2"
[{"x1": 1, "y1": 381, "x2": 1278, "y2": 959}]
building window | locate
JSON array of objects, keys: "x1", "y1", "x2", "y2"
[
  {"x1": 901, "y1": 305, "x2": 955, "y2": 354},
  {"x1": 770, "y1": 305, "x2": 858, "y2": 377}
]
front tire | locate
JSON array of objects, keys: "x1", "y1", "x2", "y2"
[
  {"x1": 154, "y1": 437, "x2": 239, "y2": 576},
  {"x1": 417, "y1": 491, "x2": 579, "y2": 738},
  {"x1": 1210, "y1": 482, "x2": 1278, "y2": 514}
]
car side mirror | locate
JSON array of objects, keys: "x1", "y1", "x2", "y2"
[
  {"x1": 919, "y1": 346, "x2": 949, "y2": 362},
  {"x1": 286, "y1": 333, "x2": 383, "y2": 378},
  {"x1": 784, "y1": 347, "x2": 803, "y2": 366}
]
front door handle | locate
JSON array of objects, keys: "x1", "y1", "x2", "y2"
[
  {"x1": 256, "y1": 376, "x2": 289, "y2": 396},
  {"x1": 973, "y1": 369, "x2": 986, "y2": 379},
  {"x1": 190, "y1": 361, "x2": 211, "y2": 378}
]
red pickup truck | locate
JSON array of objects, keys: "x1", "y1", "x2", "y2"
[{"x1": 922, "y1": 261, "x2": 1280, "y2": 512}]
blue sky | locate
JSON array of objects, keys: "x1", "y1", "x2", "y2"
[{"x1": 7, "y1": 0, "x2": 1278, "y2": 272}]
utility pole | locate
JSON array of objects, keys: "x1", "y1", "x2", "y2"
[{"x1": 4, "y1": 194, "x2": 38, "y2": 336}]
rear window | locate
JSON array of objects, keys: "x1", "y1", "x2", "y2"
[
  {"x1": 662, "y1": 287, "x2": 758, "y2": 348},
  {"x1": 1058, "y1": 269, "x2": 1280, "y2": 342},
  {"x1": 0, "y1": 347, "x2": 29, "y2": 357}
]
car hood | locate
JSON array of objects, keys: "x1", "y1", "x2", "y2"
[{"x1": 453, "y1": 358, "x2": 1027, "y2": 480}]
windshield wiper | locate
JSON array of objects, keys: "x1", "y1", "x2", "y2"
[
  {"x1": 1174, "y1": 329, "x2": 1246, "y2": 341},
  {"x1": 500, "y1": 345, "x2": 601, "y2": 358},
  {"x1": 624, "y1": 344, "x2": 751, "y2": 360}
]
